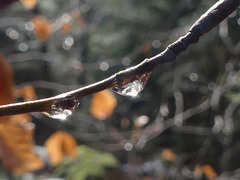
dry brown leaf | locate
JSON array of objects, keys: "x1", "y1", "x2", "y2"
[
  {"x1": 20, "y1": 0, "x2": 37, "y2": 8},
  {"x1": 14, "y1": 85, "x2": 37, "y2": 101},
  {"x1": 0, "y1": 54, "x2": 15, "y2": 105},
  {"x1": 0, "y1": 117, "x2": 44, "y2": 173},
  {"x1": 161, "y1": 148, "x2": 177, "y2": 162},
  {"x1": 32, "y1": 16, "x2": 52, "y2": 41},
  {"x1": 0, "y1": 55, "x2": 44, "y2": 173},
  {"x1": 44, "y1": 131, "x2": 77, "y2": 166},
  {"x1": 203, "y1": 164, "x2": 217, "y2": 180},
  {"x1": 89, "y1": 90, "x2": 117, "y2": 120}
]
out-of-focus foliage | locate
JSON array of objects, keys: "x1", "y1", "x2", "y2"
[
  {"x1": 53, "y1": 145, "x2": 118, "y2": 180},
  {"x1": 0, "y1": 0, "x2": 239, "y2": 179},
  {"x1": 44, "y1": 131, "x2": 77, "y2": 166},
  {"x1": 89, "y1": 90, "x2": 117, "y2": 120}
]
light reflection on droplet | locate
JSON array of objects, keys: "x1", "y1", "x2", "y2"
[
  {"x1": 160, "y1": 104, "x2": 169, "y2": 117},
  {"x1": 124, "y1": 142, "x2": 133, "y2": 151},
  {"x1": 112, "y1": 72, "x2": 151, "y2": 97},
  {"x1": 238, "y1": 18, "x2": 240, "y2": 26},
  {"x1": 152, "y1": 40, "x2": 161, "y2": 48},
  {"x1": 100, "y1": 62, "x2": 109, "y2": 71},
  {"x1": 80, "y1": 4, "x2": 90, "y2": 13},
  {"x1": 6, "y1": 28, "x2": 19, "y2": 40},
  {"x1": 42, "y1": 98, "x2": 78, "y2": 120},
  {"x1": 122, "y1": 57, "x2": 131, "y2": 66},
  {"x1": 189, "y1": 73, "x2": 198, "y2": 82},
  {"x1": 18, "y1": 42, "x2": 28, "y2": 52},
  {"x1": 25, "y1": 21, "x2": 35, "y2": 31}
]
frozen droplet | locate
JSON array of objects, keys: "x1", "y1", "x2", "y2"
[
  {"x1": 124, "y1": 142, "x2": 133, "y2": 151},
  {"x1": 112, "y1": 72, "x2": 151, "y2": 97},
  {"x1": 42, "y1": 97, "x2": 78, "y2": 120}
]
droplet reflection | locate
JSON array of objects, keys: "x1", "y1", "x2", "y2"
[{"x1": 112, "y1": 72, "x2": 151, "y2": 97}]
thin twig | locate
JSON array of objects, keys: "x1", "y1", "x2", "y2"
[{"x1": 0, "y1": 0, "x2": 239, "y2": 117}]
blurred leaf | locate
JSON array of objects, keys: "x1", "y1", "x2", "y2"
[
  {"x1": 202, "y1": 165, "x2": 217, "y2": 180},
  {"x1": 53, "y1": 145, "x2": 118, "y2": 180},
  {"x1": 14, "y1": 85, "x2": 37, "y2": 101},
  {"x1": 32, "y1": 16, "x2": 52, "y2": 41},
  {"x1": 44, "y1": 131, "x2": 77, "y2": 166},
  {"x1": 0, "y1": 54, "x2": 15, "y2": 105},
  {"x1": 61, "y1": 23, "x2": 72, "y2": 34},
  {"x1": 161, "y1": 148, "x2": 177, "y2": 162},
  {"x1": 0, "y1": 55, "x2": 44, "y2": 173},
  {"x1": 90, "y1": 90, "x2": 117, "y2": 120},
  {"x1": 20, "y1": 0, "x2": 37, "y2": 8},
  {"x1": 0, "y1": 116, "x2": 44, "y2": 173}
]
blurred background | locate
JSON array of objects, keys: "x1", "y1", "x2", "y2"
[{"x1": 0, "y1": 0, "x2": 240, "y2": 179}]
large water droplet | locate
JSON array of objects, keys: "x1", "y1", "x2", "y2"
[
  {"x1": 112, "y1": 72, "x2": 151, "y2": 97},
  {"x1": 42, "y1": 97, "x2": 78, "y2": 120}
]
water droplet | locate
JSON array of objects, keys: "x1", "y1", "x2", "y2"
[
  {"x1": 18, "y1": 42, "x2": 28, "y2": 52},
  {"x1": 152, "y1": 40, "x2": 161, "y2": 48},
  {"x1": 122, "y1": 57, "x2": 131, "y2": 66},
  {"x1": 25, "y1": 21, "x2": 35, "y2": 31},
  {"x1": 124, "y1": 142, "x2": 133, "y2": 151},
  {"x1": 112, "y1": 72, "x2": 151, "y2": 97},
  {"x1": 6, "y1": 28, "x2": 19, "y2": 40},
  {"x1": 189, "y1": 73, "x2": 198, "y2": 82},
  {"x1": 100, "y1": 62, "x2": 109, "y2": 71},
  {"x1": 42, "y1": 97, "x2": 78, "y2": 120}
]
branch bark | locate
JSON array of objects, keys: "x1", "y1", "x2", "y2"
[{"x1": 0, "y1": 0, "x2": 239, "y2": 117}]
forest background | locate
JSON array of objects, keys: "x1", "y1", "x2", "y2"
[{"x1": 0, "y1": 0, "x2": 240, "y2": 179}]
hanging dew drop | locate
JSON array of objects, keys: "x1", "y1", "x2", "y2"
[
  {"x1": 42, "y1": 97, "x2": 78, "y2": 120},
  {"x1": 112, "y1": 72, "x2": 152, "y2": 97}
]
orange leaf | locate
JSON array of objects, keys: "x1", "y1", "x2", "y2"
[
  {"x1": 61, "y1": 23, "x2": 72, "y2": 34},
  {"x1": 89, "y1": 90, "x2": 117, "y2": 120},
  {"x1": 14, "y1": 85, "x2": 36, "y2": 101},
  {"x1": 0, "y1": 54, "x2": 15, "y2": 105},
  {"x1": 20, "y1": 0, "x2": 37, "y2": 8},
  {"x1": 161, "y1": 148, "x2": 177, "y2": 162},
  {"x1": 203, "y1": 164, "x2": 217, "y2": 180},
  {"x1": 45, "y1": 131, "x2": 77, "y2": 166},
  {"x1": 32, "y1": 16, "x2": 52, "y2": 41},
  {"x1": 0, "y1": 116, "x2": 44, "y2": 173}
]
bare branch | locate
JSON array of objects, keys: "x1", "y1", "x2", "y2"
[{"x1": 0, "y1": 0, "x2": 239, "y2": 117}]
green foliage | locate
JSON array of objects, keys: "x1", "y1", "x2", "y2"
[{"x1": 53, "y1": 146, "x2": 118, "y2": 180}]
